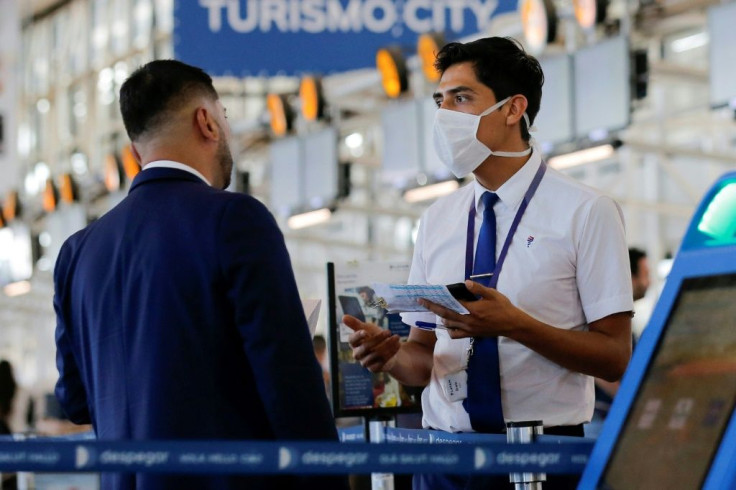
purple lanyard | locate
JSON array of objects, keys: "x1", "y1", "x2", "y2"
[{"x1": 464, "y1": 161, "x2": 547, "y2": 289}]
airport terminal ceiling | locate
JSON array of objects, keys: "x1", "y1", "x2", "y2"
[{"x1": 1, "y1": 0, "x2": 736, "y2": 391}]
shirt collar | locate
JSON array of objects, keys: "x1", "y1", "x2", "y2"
[
  {"x1": 143, "y1": 160, "x2": 211, "y2": 186},
  {"x1": 473, "y1": 149, "x2": 542, "y2": 214}
]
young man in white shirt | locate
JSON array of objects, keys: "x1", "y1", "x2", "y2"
[{"x1": 344, "y1": 37, "x2": 633, "y2": 489}]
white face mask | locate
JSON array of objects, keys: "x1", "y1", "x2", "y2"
[{"x1": 432, "y1": 97, "x2": 533, "y2": 178}]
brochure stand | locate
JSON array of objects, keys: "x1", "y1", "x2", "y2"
[
  {"x1": 327, "y1": 261, "x2": 420, "y2": 490},
  {"x1": 326, "y1": 261, "x2": 423, "y2": 419}
]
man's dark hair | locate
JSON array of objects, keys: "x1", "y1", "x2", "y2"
[
  {"x1": 434, "y1": 37, "x2": 544, "y2": 141},
  {"x1": 629, "y1": 247, "x2": 647, "y2": 275},
  {"x1": 120, "y1": 59, "x2": 218, "y2": 141}
]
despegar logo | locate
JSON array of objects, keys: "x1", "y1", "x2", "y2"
[{"x1": 495, "y1": 451, "x2": 560, "y2": 468}]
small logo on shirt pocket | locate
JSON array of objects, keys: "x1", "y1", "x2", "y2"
[{"x1": 527, "y1": 236, "x2": 535, "y2": 247}]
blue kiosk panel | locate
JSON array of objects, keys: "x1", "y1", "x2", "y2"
[{"x1": 580, "y1": 172, "x2": 736, "y2": 490}]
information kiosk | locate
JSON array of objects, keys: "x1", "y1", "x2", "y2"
[{"x1": 580, "y1": 171, "x2": 736, "y2": 489}]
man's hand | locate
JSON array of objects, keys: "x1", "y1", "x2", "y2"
[
  {"x1": 343, "y1": 315, "x2": 401, "y2": 373},
  {"x1": 418, "y1": 280, "x2": 520, "y2": 339},
  {"x1": 420, "y1": 280, "x2": 632, "y2": 381}
]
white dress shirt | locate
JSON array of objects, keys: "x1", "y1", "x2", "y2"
[
  {"x1": 402, "y1": 150, "x2": 633, "y2": 432},
  {"x1": 144, "y1": 160, "x2": 211, "y2": 186}
]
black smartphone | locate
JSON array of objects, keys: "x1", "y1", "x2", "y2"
[
  {"x1": 446, "y1": 283, "x2": 479, "y2": 302},
  {"x1": 338, "y1": 295, "x2": 367, "y2": 322}
]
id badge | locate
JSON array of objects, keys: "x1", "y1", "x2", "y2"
[{"x1": 440, "y1": 370, "x2": 468, "y2": 402}]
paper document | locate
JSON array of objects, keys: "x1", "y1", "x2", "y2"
[
  {"x1": 371, "y1": 283, "x2": 470, "y2": 315},
  {"x1": 301, "y1": 299, "x2": 322, "y2": 337}
]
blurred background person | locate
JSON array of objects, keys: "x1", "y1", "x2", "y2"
[
  {"x1": 589, "y1": 247, "x2": 652, "y2": 438},
  {"x1": 0, "y1": 360, "x2": 16, "y2": 435},
  {"x1": 313, "y1": 334, "x2": 331, "y2": 397},
  {"x1": 630, "y1": 247, "x2": 651, "y2": 304},
  {"x1": 0, "y1": 360, "x2": 17, "y2": 490}
]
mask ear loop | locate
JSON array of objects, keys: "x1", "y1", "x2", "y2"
[
  {"x1": 478, "y1": 97, "x2": 512, "y2": 117},
  {"x1": 500, "y1": 96, "x2": 536, "y2": 149},
  {"x1": 523, "y1": 112, "x2": 538, "y2": 150}
]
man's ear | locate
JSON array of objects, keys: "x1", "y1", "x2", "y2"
[
  {"x1": 195, "y1": 106, "x2": 219, "y2": 142},
  {"x1": 505, "y1": 95, "x2": 529, "y2": 126}
]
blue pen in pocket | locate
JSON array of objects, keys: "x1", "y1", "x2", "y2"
[{"x1": 415, "y1": 321, "x2": 446, "y2": 331}]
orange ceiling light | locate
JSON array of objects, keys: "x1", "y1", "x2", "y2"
[
  {"x1": 520, "y1": 0, "x2": 557, "y2": 55},
  {"x1": 299, "y1": 76, "x2": 325, "y2": 121},
  {"x1": 376, "y1": 46, "x2": 408, "y2": 98},
  {"x1": 121, "y1": 144, "x2": 140, "y2": 180},
  {"x1": 574, "y1": 0, "x2": 596, "y2": 29},
  {"x1": 266, "y1": 93, "x2": 294, "y2": 136},
  {"x1": 2, "y1": 191, "x2": 19, "y2": 222},
  {"x1": 104, "y1": 153, "x2": 122, "y2": 192},
  {"x1": 59, "y1": 173, "x2": 78, "y2": 203},
  {"x1": 573, "y1": 0, "x2": 608, "y2": 29},
  {"x1": 417, "y1": 33, "x2": 445, "y2": 82},
  {"x1": 42, "y1": 178, "x2": 59, "y2": 213}
]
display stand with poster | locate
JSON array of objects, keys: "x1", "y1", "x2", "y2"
[
  {"x1": 327, "y1": 261, "x2": 423, "y2": 418},
  {"x1": 327, "y1": 261, "x2": 422, "y2": 490}
]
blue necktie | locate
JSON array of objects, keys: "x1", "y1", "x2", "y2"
[{"x1": 463, "y1": 191, "x2": 505, "y2": 433}]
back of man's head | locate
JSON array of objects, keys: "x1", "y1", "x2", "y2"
[
  {"x1": 120, "y1": 59, "x2": 218, "y2": 142},
  {"x1": 629, "y1": 247, "x2": 646, "y2": 276},
  {"x1": 629, "y1": 247, "x2": 650, "y2": 301},
  {"x1": 433, "y1": 37, "x2": 544, "y2": 141}
]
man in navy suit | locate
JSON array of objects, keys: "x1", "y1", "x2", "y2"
[{"x1": 53, "y1": 60, "x2": 348, "y2": 489}]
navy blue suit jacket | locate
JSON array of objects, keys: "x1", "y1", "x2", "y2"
[{"x1": 54, "y1": 167, "x2": 347, "y2": 489}]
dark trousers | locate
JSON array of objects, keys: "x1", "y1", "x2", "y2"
[{"x1": 413, "y1": 425, "x2": 584, "y2": 490}]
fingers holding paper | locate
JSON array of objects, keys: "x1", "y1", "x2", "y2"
[
  {"x1": 343, "y1": 315, "x2": 400, "y2": 373},
  {"x1": 418, "y1": 280, "x2": 520, "y2": 340}
]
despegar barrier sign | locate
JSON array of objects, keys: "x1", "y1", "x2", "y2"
[{"x1": 174, "y1": 0, "x2": 517, "y2": 76}]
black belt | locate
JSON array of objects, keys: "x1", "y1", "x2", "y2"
[
  {"x1": 473, "y1": 424, "x2": 585, "y2": 437},
  {"x1": 542, "y1": 424, "x2": 585, "y2": 437},
  {"x1": 429, "y1": 423, "x2": 585, "y2": 437}
]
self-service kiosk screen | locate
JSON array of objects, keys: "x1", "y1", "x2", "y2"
[{"x1": 601, "y1": 273, "x2": 736, "y2": 489}]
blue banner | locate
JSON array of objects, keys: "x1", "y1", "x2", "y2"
[
  {"x1": 174, "y1": 0, "x2": 518, "y2": 76},
  {"x1": 0, "y1": 440, "x2": 593, "y2": 474}
]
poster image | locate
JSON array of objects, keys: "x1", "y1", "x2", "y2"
[{"x1": 327, "y1": 261, "x2": 422, "y2": 417}]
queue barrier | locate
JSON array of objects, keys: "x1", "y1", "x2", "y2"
[{"x1": 0, "y1": 427, "x2": 594, "y2": 475}]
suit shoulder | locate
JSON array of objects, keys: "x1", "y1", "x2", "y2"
[
  {"x1": 213, "y1": 191, "x2": 280, "y2": 229},
  {"x1": 217, "y1": 191, "x2": 272, "y2": 214},
  {"x1": 53, "y1": 224, "x2": 93, "y2": 282},
  {"x1": 57, "y1": 219, "x2": 97, "y2": 257}
]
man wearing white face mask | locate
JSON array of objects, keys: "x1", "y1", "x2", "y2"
[{"x1": 344, "y1": 37, "x2": 633, "y2": 489}]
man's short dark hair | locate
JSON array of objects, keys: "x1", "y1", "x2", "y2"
[
  {"x1": 119, "y1": 59, "x2": 218, "y2": 141},
  {"x1": 434, "y1": 37, "x2": 544, "y2": 141},
  {"x1": 629, "y1": 247, "x2": 647, "y2": 275}
]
